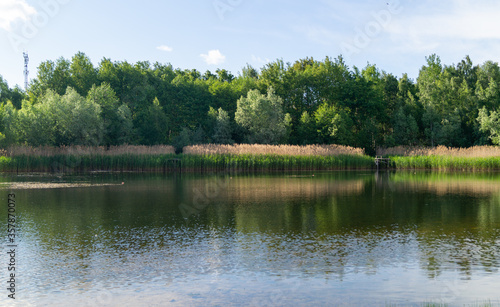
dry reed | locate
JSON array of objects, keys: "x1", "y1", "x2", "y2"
[
  {"x1": 377, "y1": 146, "x2": 500, "y2": 158},
  {"x1": 183, "y1": 144, "x2": 365, "y2": 156},
  {"x1": 3, "y1": 145, "x2": 176, "y2": 157}
]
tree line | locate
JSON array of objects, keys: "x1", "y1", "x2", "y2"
[{"x1": 1, "y1": 52, "x2": 500, "y2": 155}]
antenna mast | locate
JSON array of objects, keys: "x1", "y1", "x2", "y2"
[{"x1": 23, "y1": 52, "x2": 29, "y2": 91}]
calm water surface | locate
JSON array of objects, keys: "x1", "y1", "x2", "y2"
[{"x1": 1, "y1": 171, "x2": 500, "y2": 306}]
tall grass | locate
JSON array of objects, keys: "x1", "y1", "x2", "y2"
[
  {"x1": 0, "y1": 145, "x2": 178, "y2": 173},
  {"x1": 379, "y1": 146, "x2": 500, "y2": 170},
  {"x1": 182, "y1": 144, "x2": 371, "y2": 172},
  {"x1": 378, "y1": 145, "x2": 500, "y2": 158},
  {"x1": 0, "y1": 144, "x2": 372, "y2": 173},
  {"x1": 3, "y1": 145, "x2": 175, "y2": 157},
  {"x1": 180, "y1": 153, "x2": 374, "y2": 172},
  {"x1": 184, "y1": 144, "x2": 365, "y2": 156}
]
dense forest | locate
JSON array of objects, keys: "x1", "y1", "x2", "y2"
[{"x1": 1, "y1": 52, "x2": 500, "y2": 155}]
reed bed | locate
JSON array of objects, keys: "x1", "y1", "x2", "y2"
[
  {"x1": 184, "y1": 144, "x2": 365, "y2": 156},
  {"x1": 389, "y1": 155, "x2": 500, "y2": 171},
  {"x1": 378, "y1": 146, "x2": 500, "y2": 170},
  {"x1": 0, "y1": 145, "x2": 178, "y2": 173},
  {"x1": 3, "y1": 145, "x2": 175, "y2": 157},
  {"x1": 377, "y1": 145, "x2": 500, "y2": 158},
  {"x1": 180, "y1": 154, "x2": 374, "y2": 172},
  {"x1": 180, "y1": 144, "x2": 371, "y2": 172}
]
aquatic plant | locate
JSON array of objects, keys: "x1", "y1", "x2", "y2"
[
  {"x1": 184, "y1": 144, "x2": 365, "y2": 156},
  {"x1": 179, "y1": 154, "x2": 373, "y2": 172},
  {"x1": 378, "y1": 145, "x2": 500, "y2": 158}
]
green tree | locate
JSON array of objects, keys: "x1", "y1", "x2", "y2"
[
  {"x1": 314, "y1": 103, "x2": 354, "y2": 145},
  {"x1": 437, "y1": 109, "x2": 464, "y2": 147},
  {"x1": 17, "y1": 88, "x2": 103, "y2": 146},
  {"x1": 173, "y1": 127, "x2": 193, "y2": 152},
  {"x1": 422, "y1": 106, "x2": 441, "y2": 147},
  {"x1": 135, "y1": 97, "x2": 169, "y2": 145},
  {"x1": 0, "y1": 76, "x2": 24, "y2": 108},
  {"x1": 209, "y1": 107, "x2": 234, "y2": 144},
  {"x1": 392, "y1": 108, "x2": 419, "y2": 146},
  {"x1": 70, "y1": 52, "x2": 98, "y2": 97},
  {"x1": 115, "y1": 104, "x2": 134, "y2": 144},
  {"x1": 296, "y1": 111, "x2": 317, "y2": 145},
  {"x1": 55, "y1": 87, "x2": 104, "y2": 145},
  {"x1": 87, "y1": 83, "x2": 133, "y2": 145},
  {"x1": 0, "y1": 102, "x2": 18, "y2": 147},
  {"x1": 31, "y1": 57, "x2": 72, "y2": 96},
  {"x1": 16, "y1": 97, "x2": 56, "y2": 146},
  {"x1": 192, "y1": 125, "x2": 206, "y2": 144},
  {"x1": 477, "y1": 107, "x2": 500, "y2": 145},
  {"x1": 235, "y1": 88, "x2": 290, "y2": 144}
]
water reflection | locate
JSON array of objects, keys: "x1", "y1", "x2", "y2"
[{"x1": 1, "y1": 171, "x2": 500, "y2": 305}]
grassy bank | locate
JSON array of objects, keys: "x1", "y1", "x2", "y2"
[
  {"x1": 0, "y1": 154, "x2": 373, "y2": 173},
  {"x1": 181, "y1": 144, "x2": 372, "y2": 171},
  {"x1": 0, "y1": 145, "x2": 180, "y2": 173},
  {"x1": 0, "y1": 144, "x2": 372, "y2": 173},
  {"x1": 4, "y1": 144, "x2": 500, "y2": 173},
  {"x1": 0, "y1": 154, "x2": 184, "y2": 173},
  {"x1": 380, "y1": 146, "x2": 500, "y2": 171},
  {"x1": 181, "y1": 154, "x2": 374, "y2": 172},
  {"x1": 389, "y1": 155, "x2": 500, "y2": 171}
]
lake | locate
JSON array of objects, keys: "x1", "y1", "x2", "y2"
[{"x1": 1, "y1": 171, "x2": 500, "y2": 306}]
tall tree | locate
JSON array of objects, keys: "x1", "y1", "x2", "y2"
[
  {"x1": 0, "y1": 102, "x2": 18, "y2": 147},
  {"x1": 235, "y1": 88, "x2": 291, "y2": 144},
  {"x1": 209, "y1": 107, "x2": 234, "y2": 144},
  {"x1": 70, "y1": 52, "x2": 98, "y2": 97},
  {"x1": 477, "y1": 107, "x2": 500, "y2": 145},
  {"x1": 314, "y1": 103, "x2": 353, "y2": 145},
  {"x1": 87, "y1": 83, "x2": 133, "y2": 145},
  {"x1": 135, "y1": 97, "x2": 169, "y2": 145}
]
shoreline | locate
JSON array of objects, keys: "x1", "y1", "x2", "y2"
[
  {"x1": 0, "y1": 153, "x2": 373, "y2": 173},
  {"x1": 2, "y1": 153, "x2": 500, "y2": 173}
]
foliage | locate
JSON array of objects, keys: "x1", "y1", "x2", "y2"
[
  {"x1": 209, "y1": 107, "x2": 234, "y2": 144},
  {"x1": 87, "y1": 83, "x2": 133, "y2": 145},
  {"x1": 0, "y1": 102, "x2": 18, "y2": 147},
  {"x1": 478, "y1": 107, "x2": 500, "y2": 145},
  {"x1": 16, "y1": 87, "x2": 104, "y2": 146},
  {"x1": 235, "y1": 88, "x2": 291, "y2": 144},
  {"x1": 296, "y1": 111, "x2": 317, "y2": 145},
  {"x1": 314, "y1": 103, "x2": 354, "y2": 145},
  {"x1": 391, "y1": 108, "x2": 419, "y2": 146},
  {"x1": 135, "y1": 97, "x2": 169, "y2": 145},
  {"x1": 2, "y1": 52, "x2": 500, "y2": 154},
  {"x1": 172, "y1": 127, "x2": 194, "y2": 152}
]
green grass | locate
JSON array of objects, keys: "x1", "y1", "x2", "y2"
[
  {"x1": 6, "y1": 151, "x2": 500, "y2": 173},
  {"x1": 0, "y1": 153, "x2": 182, "y2": 173},
  {"x1": 389, "y1": 155, "x2": 500, "y2": 171},
  {"x1": 0, "y1": 153, "x2": 374, "y2": 173},
  {"x1": 179, "y1": 154, "x2": 374, "y2": 172}
]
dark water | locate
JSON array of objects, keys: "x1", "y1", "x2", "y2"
[{"x1": 1, "y1": 171, "x2": 500, "y2": 306}]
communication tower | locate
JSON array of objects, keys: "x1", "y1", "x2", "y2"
[{"x1": 23, "y1": 52, "x2": 29, "y2": 91}]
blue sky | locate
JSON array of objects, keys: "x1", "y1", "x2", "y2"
[{"x1": 1, "y1": 0, "x2": 500, "y2": 88}]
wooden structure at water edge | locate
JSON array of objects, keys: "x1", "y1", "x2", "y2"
[{"x1": 375, "y1": 156, "x2": 391, "y2": 169}]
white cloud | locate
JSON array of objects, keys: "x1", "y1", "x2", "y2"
[
  {"x1": 200, "y1": 49, "x2": 226, "y2": 65},
  {"x1": 157, "y1": 45, "x2": 173, "y2": 52},
  {"x1": 0, "y1": 0, "x2": 37, "y2": 31}
]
